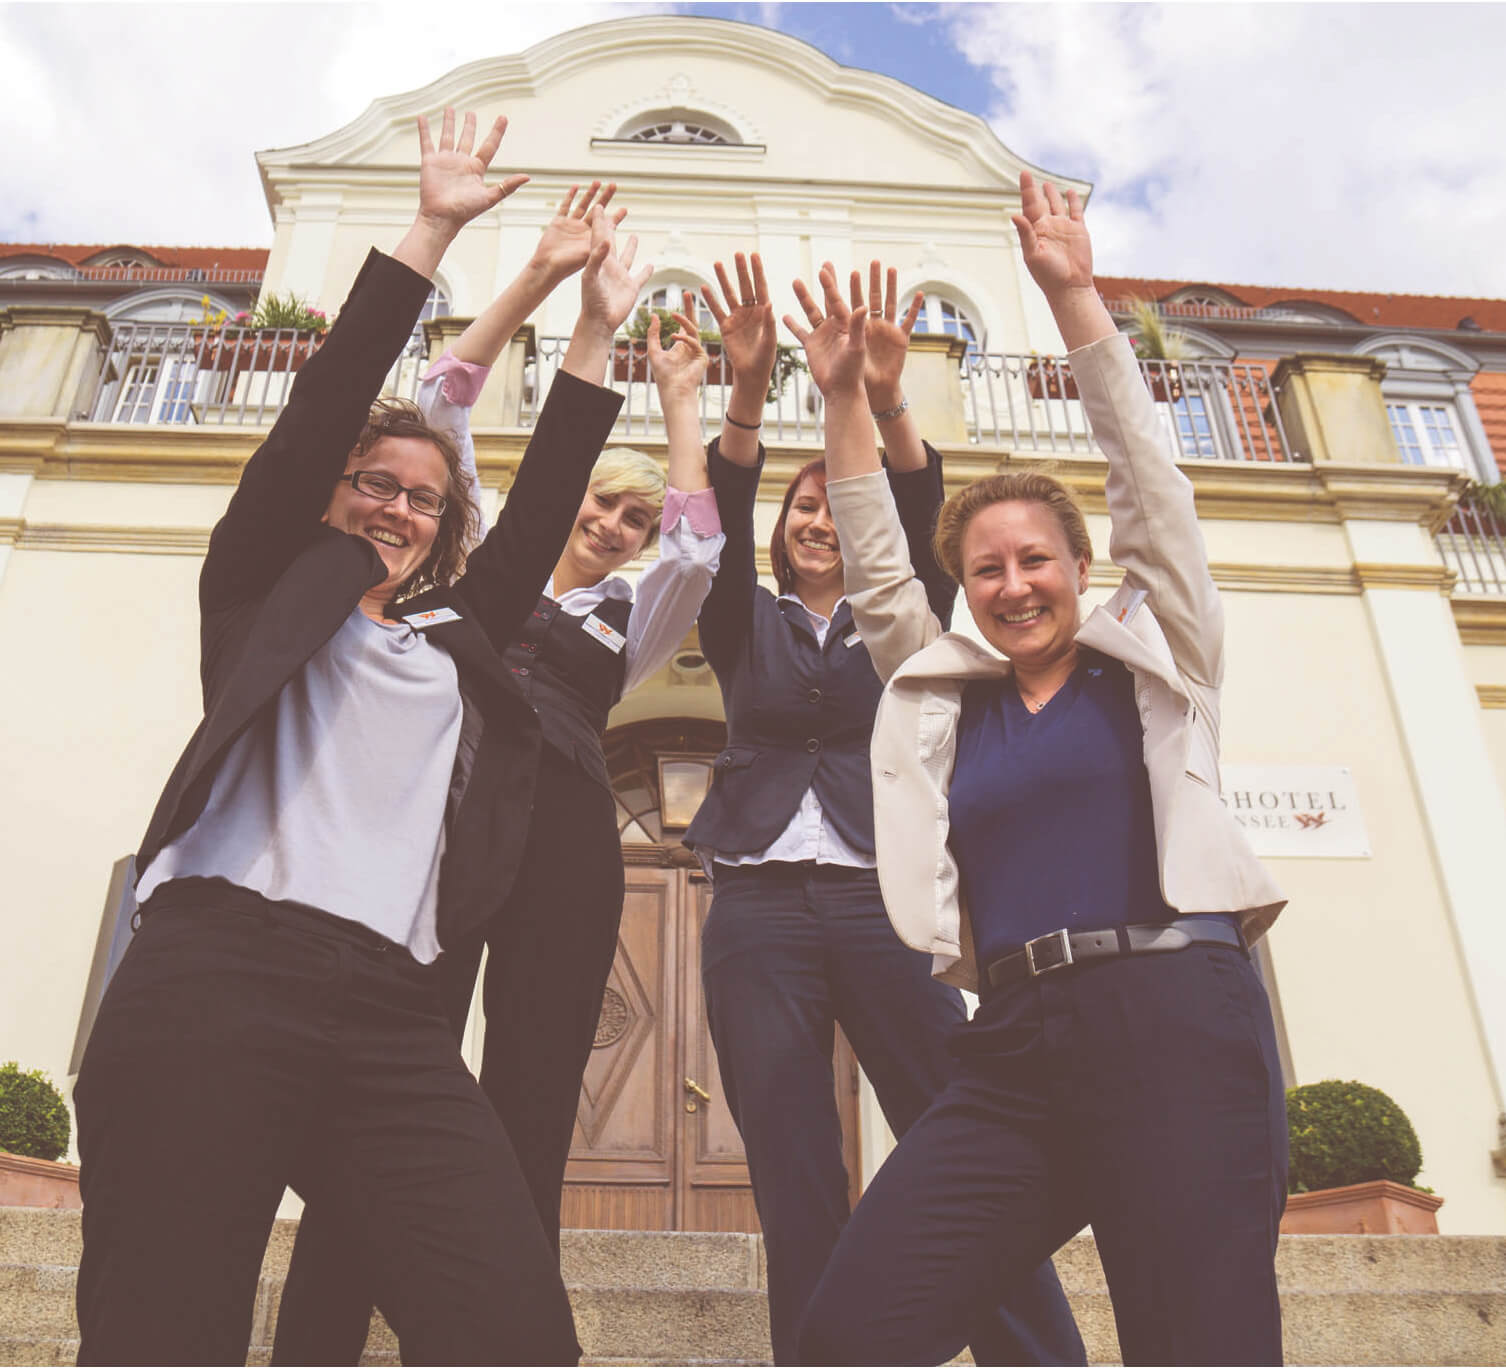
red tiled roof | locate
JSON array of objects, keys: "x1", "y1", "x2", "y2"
[
  {"x1": 0, "y1": 242, "x2": 269, "y2": 270},
  {"x1": 1471, "y1": 373, "x2": 1506, "y2": 476},
  {"x1": 1096, "y1": 275, "x2": 1506, "y2": 334}
]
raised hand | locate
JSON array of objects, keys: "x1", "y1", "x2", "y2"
[
  {"x1": 579, "y1": 206, "x2": 652, "y2": 337},
  {"x1": 784, "y1": 263, "x2": 867, "y2": 399},
  {"x1": 852, "y1": 261, "x2": 921, "y2": 409},
  {"x1": 532, "y1": 182, "x2": 627, "y2": 283},
  {"x1": 648, "y1": 293, "x2": 708, "y2": 399},
  {"x1": 702, "y1": 253, "x2": 777, "y2": 392},
  {"x1": 415, "y1": 108, "x2": 528, "y2": 237},
  {"x1": 1012, "y1": 169, "x2": 1094, "y2": 299}
]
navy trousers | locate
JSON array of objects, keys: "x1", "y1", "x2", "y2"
[
  {"x1": 73, "y1": 879, "x2": 576, "y2": 1367},
  {"x1": 797, "y1": 942, "x2": 1289, "y2": 1366},
  {"x1": 700, "y1": 862, "x2": 1085, "y2": 1367},
  {"x1": 272, "y1": 757, "x2": 623, "y2": 1363}
]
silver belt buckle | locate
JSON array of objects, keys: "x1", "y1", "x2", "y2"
[{"x1": 1024, "y1": 928, "x2": 1074, "y2": 976}]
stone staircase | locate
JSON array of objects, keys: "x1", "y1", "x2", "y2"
[{"x1": 1, "y1": 1207, "x2": 1503, "y2": 1365}]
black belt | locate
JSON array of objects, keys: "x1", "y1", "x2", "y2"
[{"x1": 985, "y1": 917, "x2": 1245, "y2": 992}]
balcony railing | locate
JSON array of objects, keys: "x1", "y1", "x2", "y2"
[
  {"x1": 963, "y1": 353, "x2": 1298, "y2": 463},
  {"x1": 82, "y1": 322, "x2": 421, "y2": 425},
  {"x1": 1435, "y1": 501, "x2": 1506, "y2": 595},
  {"x1": 523, "y1": 337, "x2": 827, "y2": 442}
]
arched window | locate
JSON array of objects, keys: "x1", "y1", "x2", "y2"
[
  {"x1": 636, "y1": 279, "x2": 715, "y2": 334},
  {"x1": 1359, "y1": 336, "x2": 1490, "y2": 479},
  {"x1": 618, "y1": 110, "x2": 738, "y2": 146},
  {"x1": 914, "y1": 291, "x2": 984, "y2": 353},
  {"x1": 0, "y1": 257, "x2": 72, "y2": 281},
  {"x1": 108, "y1": 290, "x2": 237, "y2": 323}
]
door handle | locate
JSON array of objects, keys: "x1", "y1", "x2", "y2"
[{"x1": 683, "y1": 1077, "x2": 712, "y2": 1112}]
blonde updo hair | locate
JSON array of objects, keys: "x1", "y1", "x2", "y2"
[
  {"x1": 933, "y1": 471, "x2": 1093, "y2": 583},
  {"x1": 589, "y1": 447, "x2": 668, "y2": 550}
]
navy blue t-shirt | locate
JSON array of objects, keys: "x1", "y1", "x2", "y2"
[{"x1": 948, "y1": 651, "x2": 1176, "y2": 966}]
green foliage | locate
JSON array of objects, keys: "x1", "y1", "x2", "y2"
[
  {"x1": 1126, "y1": 298, "x2": 1188, "y2": 361},
  {"x1": 0, "y1": 1062, "x2": 70, "y2": 1162},
  {"x1": 240, "y1": 292, "x2": 329, "y2": 333},
  {"x1": 1462, "y1": 480, "x2": 1506, "y2": 525},
  {"x1": 623, "y1": 306, "x2": 808, "y2": 402},
  {"x1": 1286, "y1": 1079, "x2": 1423, "y2": 1194}
]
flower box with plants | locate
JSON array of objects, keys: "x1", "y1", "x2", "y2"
[
  {"x1": 202, "y1": 292, "x2": 330, "y2": 374},
  {"x1": 1125, "y1": 298, "x2": 1185, "y2": 404},
  {"x1": 0, "y1": 1061, "x2": 79, "y2": 1209},
  {"x1": 616, "y1": 306, "x2": 807, "y2": 402},
  {"x1": 1280, "y1": 1079, "x2": 1442, "y2": 1234}
]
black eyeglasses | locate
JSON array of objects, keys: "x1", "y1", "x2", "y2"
[{"x1": 338, "y1": 470, "x2": 447, "y2": 518}]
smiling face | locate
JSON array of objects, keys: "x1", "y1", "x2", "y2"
[
  {"x1": 781, "y1": 473, "x2": 843, "y2": 597},
  {"x1": 322, "y1": 434, "x2": 450, "y2": 601},
  {"x1": 559, "y1": 485, "x2": 659, "y2": 585},
  {"x1": 959, "y1": 499, "x2": 1089, "y2": 668}
]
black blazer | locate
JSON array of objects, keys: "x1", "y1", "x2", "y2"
[
  {"x1": 135, "y1": 248, "x2": 623, "y2": 950},
  {"x1": 684, "y1": 441, "x2": 955, "y2": 859}
]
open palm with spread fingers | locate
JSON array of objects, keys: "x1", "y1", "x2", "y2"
[
  {"x1": 416, "y1": 108, "x2": 528, "y2": 235},
  {"x1": 579, "y1": 207, "x2": 652, "y2": 335},
  {"x1": 785, "y1": 263, "x2": 867, "y2": 399},
  {"x1": 853, "y1": 261, "x2": 921, "y2": 406},
  {"x1": 702, "y1": 253, "x2": 777, "y2": 391},
  {"x1": 534, "y1": 181, "x2": 626, "y2": 281},
  {"x1": 648, "y1": 293, "x2": 709, "y2": 399},
  {"x1": 1012, "y1": 169, "x2": 1094, "y2": 297}
]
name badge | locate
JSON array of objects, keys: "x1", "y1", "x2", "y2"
[
  {"x1": 583, "y1": 613, "x2": 627, "y2": 654},
  {"x1": 1116, "y1": 588, "x2": 1148, "y2": 625},
  {"x1": 402, "y1": 606, "x2": 462, "y2": 628},
  {"x1": 843, "y1": 629, "x2": 863, "y2": 648}
]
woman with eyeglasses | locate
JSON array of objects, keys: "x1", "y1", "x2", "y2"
[
  {"x1": 271, "y1": 205, "x2": 724, "y2": 1364},
  {"x1": 679, "y1": 254, "x2": 1083, "y2": 1368},
  {"x1": 71, "y1": 111, "x2": 650, "y2": 1367}
]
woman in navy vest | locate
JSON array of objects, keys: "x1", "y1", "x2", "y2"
[
  {"x1": 271, "y1": 196, "x2": 724, "y2": 1364},
  {"x1": 681, "y1": 256, "x2": 1083, "y2": 1367}
]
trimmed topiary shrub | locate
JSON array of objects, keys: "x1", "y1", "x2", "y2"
[
  {"x1": 1286, "y1": 1079, "x2": 1422, "y2": 1194},
  {"x1": 0, "y1": 1062, "x2": 71, "y2": 1163}
]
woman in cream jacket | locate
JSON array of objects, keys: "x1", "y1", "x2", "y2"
[{"x1": 786, "y1": 174, "x2": 1289, "y2": 1366}]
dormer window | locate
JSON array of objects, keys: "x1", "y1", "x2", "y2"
[{"x1": 616, "y1": 109, "x2": 739, "y2": 146}]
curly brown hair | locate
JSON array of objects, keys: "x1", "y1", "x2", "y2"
[
  {"x1": 932, "y1": 471, "x2": 1092, "y2": 583},
  {"x1": 769, "y1": 458, "x2": 829, "y2": 595},
  {"x1": 344, "y1": 397, "x2": 482, "y2": 606}
]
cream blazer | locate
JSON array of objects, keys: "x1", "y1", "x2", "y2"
[{"x1": 826, "y1": 333, "x2": 1286, "y2": 992}]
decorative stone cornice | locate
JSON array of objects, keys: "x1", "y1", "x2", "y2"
[
  {"x1": 1310, "y1": 464, "x2": 1467, "y2": 531},
  {"x1": 15, "y1": 523, "x2": 211, "y2": 555},
  {"x1": 1452, "y1": 597, "x2": 1506, "y2": 645},
  {"x1": 1476, "y1": 685, "x2": 1506, "y2": 710},
  {"x1": 0, "y1": 305, "x2": 113, "y2": 346}
]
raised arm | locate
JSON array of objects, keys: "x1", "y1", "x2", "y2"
[
  {"x1": 702, "y1": 254, "x2": 777, "y2": 467},
  {"x1": 1015, "y1": 170, "x2": 1222, "y2": 686},
  {"x1": 559, "y1": 208, "x2": 651, "y2": 386},
  {"x1": 203, "y1": 108, "x2": 522, "y2": 610},
  {"x1": 618, "y1": 299, "x2": 725, "y2": 693},
  {"x1": 790, "y1": 263, "x2": 944, "y2": 682}
]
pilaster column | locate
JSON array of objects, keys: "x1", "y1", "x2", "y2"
[
  {"x1": 900, "y1": 334, "x2": 969, "y2": 446},
  {"x1": 0, "y1": 307, "x2": 113, "y2": 420},
  {"x1": 1272, "y1": 353, "x2": 1399, "y2": 464}
]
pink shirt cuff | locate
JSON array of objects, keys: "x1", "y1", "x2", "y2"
[
  {"x1": 423, "y1": 351, "x2": 490, "y2": 407},
  {"x1": 663, "y1": 486, "x2": 721, "y2": 537}
]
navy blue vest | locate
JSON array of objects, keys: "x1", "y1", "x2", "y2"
[
  {"x1": 684, "y1": 592, "x2": 882, "y2": 858},
  {"x1": 500, "y1": 592, "x2": 632, "y2": 790}
]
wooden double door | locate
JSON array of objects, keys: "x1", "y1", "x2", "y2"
[{"x1": 560, "y1": 861, "x2": 861, "y2": 1233}]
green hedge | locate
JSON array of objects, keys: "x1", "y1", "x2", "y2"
[
  {"x1": 0, "y1": 1062, "x2": 71, "y2": 1162},
  {"x1": 1286, "y1": 1079, "x2": 1422, "y2": 1194}
]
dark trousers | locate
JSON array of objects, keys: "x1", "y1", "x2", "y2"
[
  {"x1": 797, "y1": 943, "x2": 1289, "y2": 1366},
  {"x1": 273, "y1": 757, "x2": 623, "y2": 1363},
  {"x1": 700, "y1": 862, "x2": 1085, "y2": 1367},
  {"x1": 72, "y1": 878, "x2": 576, "y2": 1367}
]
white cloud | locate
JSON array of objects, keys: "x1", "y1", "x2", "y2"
[
  {"x1": 0, "y1": 1, "x2": 653, "y2": 247},
  {"x1": 942, "y1": 2, "x2": 1506, "y2": 297}
]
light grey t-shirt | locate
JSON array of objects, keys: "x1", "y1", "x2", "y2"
[{"x1": 137, "y1": 608, "x2": 462, "y2": 962}]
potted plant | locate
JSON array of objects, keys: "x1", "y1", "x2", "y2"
[
  {"x1": 1125, "y1": 298, "x2": 1186, "y2": 403},
  {"x1": 1280, "y1": 1079, "x2": 1442, "y2": 1234},
  {"x1": 1025, "y1": 352, "x2": 1078, "y2": 402},
  {"x1": 0, "y1": 1061, "x2": 80, "y2": 1209},
  {"x1": 207, "y1": 291, "x2": 329, "y2": 374}
]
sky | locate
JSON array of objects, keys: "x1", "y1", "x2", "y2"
[{"x1": 2, "y1": 1, "x2": 1504, "y2": 298}]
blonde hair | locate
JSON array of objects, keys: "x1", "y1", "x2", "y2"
[
  {"x1": 589, "y1": 447, "x2": 667, "y2": 550},
  {"x1": 933, "y1": 471, "x2": 1093, "y2": 583}
]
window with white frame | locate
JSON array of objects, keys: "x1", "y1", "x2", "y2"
[
  {"x1": 1387, "y1": 402, "x2": 1465, "y2": 468},
  {"x1": 914, "y1": 291, "x2": 984, "y2": 354},
  {"x1": 111, "y1": 353, "x2": 199, "y2": 424},
  {"x1": 637, "y1": 280, "x2": 715, "y2": 333},
  {"x1": 618, "y1": 110, "x2": 738, "y2": 146},
  {"x1": 1361, "y1": 338, "x2": 1488, "y2": 479}
]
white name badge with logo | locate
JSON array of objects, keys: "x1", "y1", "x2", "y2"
[
  {"x1": 583, "y1": 613, "x2": 627, "y2": 654},
  {"x1": 402, "y1": 606, "x2": 462, "y2": 629},
  {"x1": 844, "y1": 629, "x2": 863, "y2": 647}
]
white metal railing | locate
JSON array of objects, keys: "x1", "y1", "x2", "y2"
[
  {"x1": 1435, "y1": 500, "x2": 1506, "y2": 595},
  {"x1": 82, "y1": 322, "x2": 424, "y2": 426},
  {"x1": 963, "y1": 353, "x2": 1298, "y2": 463},
  {"x1": 524, "y1": 337, "x2": 826, "y2": 442}
]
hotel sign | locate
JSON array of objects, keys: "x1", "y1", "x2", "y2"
[{"x1": 1219, "y1": 765, "x2": 1371, "y2": 859}]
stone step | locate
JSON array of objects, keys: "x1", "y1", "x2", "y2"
[{"x1": 2, "y1": 1208, "x2": 1503, "y2": 1366}]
